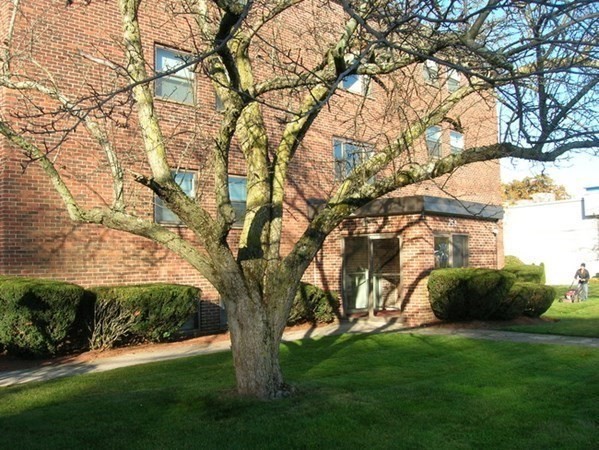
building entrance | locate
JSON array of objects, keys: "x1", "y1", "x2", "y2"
[{"x1": 343, "y1": 235, "x2": 401, "y2": 316}]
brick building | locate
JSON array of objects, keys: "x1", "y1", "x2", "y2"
[{"x1": 0, "y1": 1, "x2": 503, "y2": 332}]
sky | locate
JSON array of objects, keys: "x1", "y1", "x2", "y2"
[{"x1": 500, "y1": 153, "x2": 599, "y2": 199}]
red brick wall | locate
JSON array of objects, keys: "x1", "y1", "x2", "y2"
[
  {"x1": 0, "y1": 142, "x2": 7, "y2": 273},
  {"x1": 0, "y1": 0, "x2": 9, "y2": 274},
  {"x1": 0, "y1": 1, "x2": 503, "y2": 330},
  {"x1": 306, "y1": 214, "x2": 501, "y2": 326}
]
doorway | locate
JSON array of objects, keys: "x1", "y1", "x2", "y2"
[{"x1": 343, "y1": 235, "x2": 401, "y2": 315}]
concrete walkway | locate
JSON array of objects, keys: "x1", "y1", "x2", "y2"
[{"x1": 1, "y1": 319, "x2": 598, "y2": 388}]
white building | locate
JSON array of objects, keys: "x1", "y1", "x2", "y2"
[{"x1": 503, "y1": 188, "x2": 599, "y2": 285}]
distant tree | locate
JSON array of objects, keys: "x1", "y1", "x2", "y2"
[{"x1": 502, "y1": 175, "x2": 570, "y2": 203}]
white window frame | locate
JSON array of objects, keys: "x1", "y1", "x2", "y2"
[
  {"x1": 155, "y1": 46, "x2": 195, "y2": 105},
  {"x1": 423, "y1": 60, "x2": 439, "y2": 86},
  {"x1": 154, "y1": 170, "x2": 196, "y2": 225},
  {"x1": 333, "y1": 138, "x2": 374, "y2": 180},
  {"x1": 228, "y1": 175, "x2": 247, "y2": 228},
  {"x1": 447, "y1": 69, "x2": 461, "y2": 93},
  {"x1": 341, "y1": 74, "x2": 371, "y2": 95},
  {"x1": 450, "y1": 130, "x2": 464, "y2": 154},
  {"x1": 425, "y1": 126, "x2": 442, "y2": 158}
]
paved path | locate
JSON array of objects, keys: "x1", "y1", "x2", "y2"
[
  {"x1": 1, "y1": 320, "x2": 597, "y2": 388},
  {"x1": 412, "y1": 327, "x2": 599, "y2": 347}
]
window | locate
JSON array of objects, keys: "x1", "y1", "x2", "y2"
[
  {"x1": 307, "y1": 198, "x2": 326, "y2": 220},
  {"x1": 447, "y1": 69, "x2": 461, "y2": 93},
  {"x1": 434, "y1": 236, "x2": 451, "y2": 268},
  {"x1": 215, "y1": 92, "x2": 225, "y2": 111},
  {"x1": 343, "y1": 235, "x2": 401, "y2": 311},
  {"x1": 450, "y1": 130, "x2": 464, "y2": 154},
  {"x1": 425, "y1": 126, "x2": 442, "y2": 158},
  {"x1": 333, "y1": 139, "x2": 374, "y2": 180},
  {"x1": 154, "y1": 171, "x2": 196, "y2": 224},
  {"x1": 434, "y1": 234, "x2": 469, "y2": 268},
  {"x1": 452, "y1": 235, "x2": 469, "y2": 268},
  {"x1": 229, "y1": 175, "x2": 247, "y2": 228},
  {"x1": 155, "y1": 47, "x2": 194, "y2": 104},
  {"x1": 423, "y1": 60, "x2": 439, "y2": 86},
  {"x1": 341, "y1": 74, "x2": 370, "y2": 95}
]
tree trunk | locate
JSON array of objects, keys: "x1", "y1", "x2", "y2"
[{"x1": 225, "y1": 294, "x2": 292, "y2": 399}]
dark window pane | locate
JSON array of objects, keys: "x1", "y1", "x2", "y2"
[
  {"x1": 434, "y1": 236, "x2": 451, "y2": 268},
  {"x1": 231, "y1": 201, "x2": 246, "y2": 226},
  {"x1": 452, "y1": 235, "x2": 469, "y2": 268},
  {"x1": 344, "y1": 237, "x2": 370, "y2": 310},
  {"x1": 426, "y1": 126, "x2": 442, "y2": 157},
  {"x1": 372, "y1": 238, "x2": 399, "y2": 274},
  {"x1": 155, "y1": 77, "x2": 194, "y2": 104}
]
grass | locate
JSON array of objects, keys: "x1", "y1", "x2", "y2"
[
  {"x1": 1, "y1": 332, "x2": 597, "y2": 449},
  {"x1": 499, "y1": 283, "x2": 599, "y2": 338}
]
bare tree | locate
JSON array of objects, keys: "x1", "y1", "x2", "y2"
[{"x1": 0, "y1": 0, "x2": 597, "y2": 398}]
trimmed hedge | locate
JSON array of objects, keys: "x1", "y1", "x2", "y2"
[
  {"x1": 91, "y1": 284, "x2": 200, "y2": 346},
  {"x1": 504, "y1": 255, "x2": 525, "y2": 267},
  {"x1": 428, "y1": 268, "x2": 516, "y2": 321},
  {"x1": 519, "y1": 283, "x2": 556, "y2": 317},
  {"x1": 0, "y1": 277, "x2": 88, "y2": 357},
  {"x1": 492, "y1": 282, "x2": 531, "y2": 320},
  {"x1": 503, "y1": 263, "x2": 546, "y2": 284},
  {"x1": 288, "y1": 283, "x2": 339, "y2": 326}
]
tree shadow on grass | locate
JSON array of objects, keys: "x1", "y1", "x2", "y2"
[{"x1": 0, "y1": 329, "x2": 598, "y2": 450}]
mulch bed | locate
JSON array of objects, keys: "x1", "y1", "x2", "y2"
[
  {"x1": 0, "y1": 332, "x2": 232, "y2": 374},
  {"x1": 0, "y1": 318, "x2": 553, "y2": 374}
]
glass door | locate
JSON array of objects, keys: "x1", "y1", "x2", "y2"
[
  {"x1": 344, "y1": 237, "x2": 370, "y2": 310},
  {"x1": 371, "y1": 237, "x2": 401, "y2": 311},
  {"x1": 344, "y1": 236, "x2": 401, "y2": 314}
]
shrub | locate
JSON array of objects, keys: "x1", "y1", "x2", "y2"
[
  {"x1": 520, "y1": 283, "x2": 556, "y2": 317},
  {"x1": 288, "y1": 283, "x2": 339, "y2": 326},
  {"x1": 428, "y1": 268, "x2": 516, "y2": 321},
  {"x1": 89, "y1": 297, "x2": 140, "y2": 351},
  {"x1": 0, "y1": 277, "x2": 87, "y2": 357},
  {"x1": 504, "y1": 255, "x2": 525, "y2": 267},
  {"x1": 492, "y1": 282, "x2": 531, "y2": 320},
  {"x1": 503, "y1": 263, "x2": 546, "y2": 284},
  {"x1": 90, "y1": 284, "x2": 200, "y2": 348}
]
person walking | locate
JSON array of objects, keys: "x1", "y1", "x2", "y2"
[{"x1": 574, "y1": 263, "x2": 591, "y2": 301}]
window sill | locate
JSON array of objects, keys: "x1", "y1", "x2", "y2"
[
  {"x1": 154, "y1": 96, "x2": 196, "y2": 108},
  {"x1": 155, "y1": 221, "x2": 188, "y2": 228}
]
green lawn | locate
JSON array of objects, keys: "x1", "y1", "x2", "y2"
[
  {"x1": 500, "y1": 283, "x2": 599, "y2": 338},
  {"x1": 1, "y1": 333, "x2": 597, "y2": 449}
]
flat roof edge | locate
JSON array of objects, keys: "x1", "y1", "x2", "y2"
[{"x1": 352, "y1": 195, "x2": 504, "y2": 220}]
